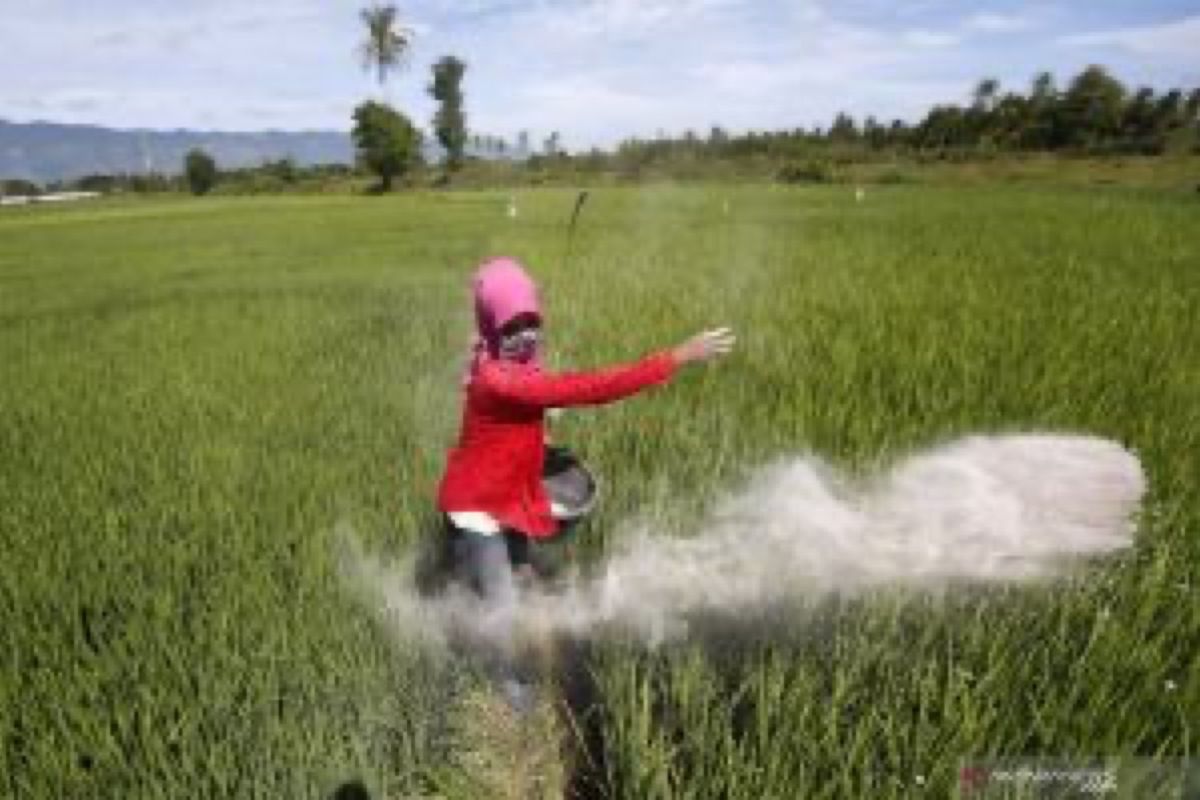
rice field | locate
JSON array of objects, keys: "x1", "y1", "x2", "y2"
[{"x1": 1, "y1": 182, "x2": 1197, "y2": 798}]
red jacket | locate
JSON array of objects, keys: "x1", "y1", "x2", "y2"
[{"x1": 438, "y1": 351, "x2": 678, "y2": 537}]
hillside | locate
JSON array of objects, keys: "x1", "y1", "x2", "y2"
[{"x1": 0, "y1": 119, "x2": 354, "y2": 183}]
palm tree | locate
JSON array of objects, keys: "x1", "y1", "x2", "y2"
[
  {"x1": 1186, "y1": 88, "x2": 1200, "y2": 123},
  {"x1": 1030, "y1": 71, "x2": 1056, "y2": 103},
  {"x1": 972, "y1": 78, "x2": 1000, "y2": 112},
  {"x1": 359, "y1": 4, "x2": 412, "y2": 91},
  {"x1": 1024, "y1": 71, "x2": 1059, "y2": 149}
]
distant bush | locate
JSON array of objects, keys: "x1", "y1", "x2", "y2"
[
  {"x1": 1, "y1": 178, "x2": 40, "y2": 196},
  {"x1": 74, "y1": 174, "x2": 119, "y2": 193},
  {"x1": 211, "y1": 174, "x2": 285, "y2": 195},
  {"x1": 875, "y1": 169, "x2": 914, "y2": 185},
  {"x1": 207, "y1": 161, "x2": 362, "y2": 195},
  {"x1": 776, "y1": 160, "x2": 838, "y2": 184},
  {"x1": 185, "y1": 148, "x2": 218, "y2": 195}
]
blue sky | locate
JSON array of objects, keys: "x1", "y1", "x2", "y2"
[{"x1": 2, "y1": 0, "x2": 1197, "y2": 148}]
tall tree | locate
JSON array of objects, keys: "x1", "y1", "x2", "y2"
[
  {"x1": 1152, "y1": 89, "x2": 1191, "y2": 152},
  {"x1": 428, "y1": 55, "x2": 468, "y2": 170},
  {"x1": 1153, "y1": 90, "x2": 1185, "y2": 129},
  {"x1": 862, "y1": 115, "x2": 886, "y2": 149},
  {"x1": 1024, "y1": 71, "x2": 1060, "y2": 149},
  {"x1": 359, "y1": 4, "x2": 412, "y2": 92},
  {"x1": 1186, "y1": 88, "x2": 1200, "y2": 148},
  {"x1": 972, "y1": 78, "x2": 1001, "y2": 112},
  {"x1": 991, "y1": 93, "x2": 1029, "y2": 148},
  {"x1": 1060, "y1": 65, "x2": 1126, "y2": 149},
  {"x1": 968, "y1": 77, "x2": 1001, "y2": 146},
  {"x1": 351, "y1": 100, "x2": 422, "y2": 191},
  {"x1": 184, "y1": 148, "x2": 217, "y2": 195},
  {"x1": 1122, "y1": 87, "x2": 1158, "y2": 149},
  {"x1": 1187, "y1": 88, "x2": 1200, "y2": 122},
  {"x1": 916, "y1": 105, "x2": 967, "y2": 149},
  {"x1": 828, "y1": 111, "x2": 858, "y2": 142}
]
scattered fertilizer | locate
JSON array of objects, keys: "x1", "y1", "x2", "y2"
[{"x1": 343, "y1": 433, "x2": 1145, "y2": 651}]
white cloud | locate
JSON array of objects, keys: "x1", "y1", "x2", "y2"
[
  {"x1": 1060, "y1": 14, "x2": 1200, "y2": 57},
  {"x1": 2, "y1": 1, "x2": 1197, "y2": 147},
  {"x1": 501, "y1": 75, "x2": 666, "y2": 141},
  {"x1": 963, "y1": 12, "x2": 1034, "y2": 34},
  {"x1": 902, "y1": 29, "x2": 961, "y2": 48},
  {"x1": 453, "y1": 0, "x2": 745, "y2": 45},
  {"x1": 88, "y1": 8, "x2": 326, "y2": 53}
]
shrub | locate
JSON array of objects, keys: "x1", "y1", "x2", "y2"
[
  {"x1": 184, "y1": 149, "x2": 218, "y2": 195},
  {"x1": 776, "y1": 160, "x2": 838, "y2": 184}
]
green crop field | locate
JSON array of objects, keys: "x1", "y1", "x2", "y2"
[{"x1": 2, "y1": 183, "x2": 1197, "y2": 798}]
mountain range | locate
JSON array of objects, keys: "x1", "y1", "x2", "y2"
[{"x1": 0, "y1": 119, "x2": 355, "y2": 184}]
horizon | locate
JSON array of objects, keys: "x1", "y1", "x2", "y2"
[
  {"x1": 2, "y1": 1, "x2": 1197, "y2": 150},
  {"x1": 0, "y1": 118, "x2": 348, "y2": 137}
]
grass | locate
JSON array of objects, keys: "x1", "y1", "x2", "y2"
[{"x1": 1, "y1": 182, "x2": 1197, "y2": 798}]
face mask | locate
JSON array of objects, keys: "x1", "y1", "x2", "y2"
[{"x1": 499, "y1": 327, "x2": 540, "y2": 362}]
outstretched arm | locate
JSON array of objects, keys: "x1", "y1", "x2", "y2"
[
  {"x1": 483, "y1": 352, "x2": 677, "y2": 409},
  {"x1": 482, "y1": 328, "x2": 735, "y2": 410}
]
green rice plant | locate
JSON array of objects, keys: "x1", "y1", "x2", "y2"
[{"x1": 1, "y1": 183, "x2": 1196, "y2": 797}]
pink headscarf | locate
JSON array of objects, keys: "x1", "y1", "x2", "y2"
[{"x1": 463, "y1": 257, "x2": 543, "y2": 385}]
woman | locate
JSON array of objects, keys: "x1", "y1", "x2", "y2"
[{"x1": 437, "y1": 256, "x2": 734, "y2": 607}]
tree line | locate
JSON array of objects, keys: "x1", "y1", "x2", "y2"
[
  {"x1": 344, "y1": 51, "x2": 1200, "y2": 191},
  {"x1": 165, "y1": 59, "x2": 1200, "y2": 196},
  {"x1": 603, "y1": 66, "x2": 1199, "y2": 175}
]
